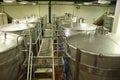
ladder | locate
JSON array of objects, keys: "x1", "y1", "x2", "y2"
[
  {"x1": 53, "y1": 21, "x2": 67, "y2": 80},
  {"x1": 33, "y1": 56, "x2": 55, "y2": 80},
  {"x1": 25, "y1": 23, "x2": 65, "y2": 80},
  {"x1": 33, "y1": 29, "x2": 55, "y2": 80}
]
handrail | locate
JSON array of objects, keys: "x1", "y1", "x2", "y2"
[
  {"x1": 27, "y1": 30, "x2": 33, "y2": 80},
  {"x1": 34, "y1": 24, "x2": 42, "y2": 44},
  {"x1": 52, "y1": 37, "x2": 55, "y2": 80},
  {"x1": 30, "y1": 51, "x2": 33, "y2": 80},
  {"x1": 51, "y1": 23, "x2": 55, "y2": 80},
  {"x1": 33, "y1": 56, "x2": 63, "y2": 59}
]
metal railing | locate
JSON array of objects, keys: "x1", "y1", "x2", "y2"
[{"x1": 26, "y1": 30, "x2": 33, "y2": 80}]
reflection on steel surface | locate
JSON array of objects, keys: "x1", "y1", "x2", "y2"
[
  {"x1": 0, "y1": 32, "x2": 24, "y2": 80},
  {"x1": 67, "y1": 33, "x2": 120, "y2": 56},
  {"x1": 66, "y1": 33, "x2": 120, "y2": 80},
  {"x1": 62, "y1": 22, "x2": 97, "y2": 37},
  {"x1": 0, "y1": 23, "x2": 35, "y2": 32},
  {"x1": 0, "y1": 32, "x2": 23, "y2": 53},
  {"x1": 62, "y1": 22, "x2": 96, "y2": 30}
]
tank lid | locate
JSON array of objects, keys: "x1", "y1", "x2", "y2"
[{"x1": 0, "y1": 33, "x2": 23, "y2": 53}]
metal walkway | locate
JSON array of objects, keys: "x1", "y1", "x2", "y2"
[
  {"x1": 38, "y1": 29, "x2": 53, "y2": 56},
  {"x1": 33, "y1": 29, "x2": 55, "y2": 80},
  {"x1": 25, "y1": 23, "x2": 65, "y2": 80}
]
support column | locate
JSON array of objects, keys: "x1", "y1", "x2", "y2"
[
  {"x1": 74, "y1": 49, "x2": 81, "y2": 80},
  {"x1": 49, "y1": 0, "x2": 51, "y2": 23},
  {"x1": 112, "y1": 0, "x2": 120, "y2": 34}
]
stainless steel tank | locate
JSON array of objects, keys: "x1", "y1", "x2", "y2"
[
  {"x1": 0, "y1": 32, "x2": 24, "y2": 80},
  {"x1": 17, "y1": 17, "x2": 42, "y2": 54},
  {"x1": 63, "y1": 23, "x2": 96, "y2": 37},
  {"x1": 61, "y1": 17, "x2": 97, "y2": 37},
  {"x1": 0, "y1": 23, "x2": 40, "y2": 55},
  {"x1": 0, "y1": 23, "x2": 35, "y2": 41},
  {"x1": 0, "y1": 23, "x2": 36, "y2": 47},
  {"x1": 13, "y1": 17, "x2": 41, "y2": 43},
  {"x1": 66, "y1": 33, "x2": 120, "y2": 80},
  {"x1": 18, "y1": 17, "x2": 39, "y2": 24}
]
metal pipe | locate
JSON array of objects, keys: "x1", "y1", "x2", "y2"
[
  {"x1": 35, "y1": 26, "x2": 42, "y2": 44},
  {"x1": 74, "y1": 49, "x2": 81, "y2": 80},
  {"x1": 33, "y1": 56, "x2": 63, "y2": 59},
  {"x1": 49, "y1": 0, "x2": 51, "y2": 23},
  {"x1": 51, "y1": 33, "x2": 55, "y2": 80},
  {"x1": 30, "y1": 51, "x2": 33, "y2": 80},
  {"x1": 27, "y1": 30, "x2": 32, "y2": 80}
]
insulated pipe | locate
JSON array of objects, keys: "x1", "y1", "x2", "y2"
[{"x1": 49, "y1": 0, "x2": 51, "y2": 23}]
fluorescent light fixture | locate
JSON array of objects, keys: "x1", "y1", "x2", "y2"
[
  {"x1": 3, "y1": 0, "x2": 16, "y2": 3},
  {"x1": 98, "y1": 0, "x2": 111, "y2": 4},
  {"x1": 18, "y1": 1, "x2": 29, "y2": 4},
  {"x1": 32, "y1": 2, "x2": 37, "y2": 5},
  {"x1": 83, "y1": 2, "x2": 93, "y2": 5}
]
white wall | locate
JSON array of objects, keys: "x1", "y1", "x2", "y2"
[
  {"x1": 77, "y1": 6, "x2": 115, "y2": 24},
  {"x1": 2, "y1": 3, "x2": 115, "y2": 24},
  {"x1": 116, "y1": 13, "x2": 120, "y2": 35},
  {"x1": 3, "y1": 5, "x2": 40, "y2": 18},
  {"x1": 52, "y1": 5, "x2": 74, "y2": 16},
  {"x1": 39, "y1": 5, "x2": 48, "y2": 17}
]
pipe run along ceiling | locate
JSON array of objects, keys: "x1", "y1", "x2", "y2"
[
  {"x1": 0, "y1": 0, "x2": 116, "y2": 2},
  {"x1": 0, "y1": 0, "x2": 116, "y2": 5}
]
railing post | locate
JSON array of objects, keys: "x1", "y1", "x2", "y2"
[{"x1": 74, "y1": 49, "x2": 81, "y2": 80}]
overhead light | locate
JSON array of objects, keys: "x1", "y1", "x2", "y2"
[
  {"x1": 18, "y1": 1, "x2": 29, "y2": 4},
  {"x1": 98, "y1": 0, "x2": 111, "y2": 4},
  {"x1": 32, "y1": 2, "x2": 37, "y2": 5},
  {"x1": 83, "y1": 2, "x2": 93, "y2": 5},
  {"x1": 3, "y1": 0, "x2": 16, "y2": 3}
]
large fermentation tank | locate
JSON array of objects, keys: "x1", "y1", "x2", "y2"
[
  {"x1": 14, "y1": 16, "x2": 42, "y2": 39},
  {"x1": 15, "y1": 17, "x2": 41, "y2": 39},
  {"x1": 18, "y1": 17, "x2": 39, "y2": 24},
  {"x1": 17, "y1": 16, "x2": 45, "y2": 36},
  {"x1": 16, "y1": 17, "x2": 42, "y2": 54},
  {"x1": 60, "y1": 16, "x2": 97, "y2": 36},
  {"x1": 0, "y1": 23, "x2": 38, "y2": 55},
  {"x1": 0, "y1": 32, "x2": 24, "y2": 80},
  {"x1": 17, "y1": 16, "x2": 46, "y2": 47},
  {"x1": 62, "y1": 22, "x2": 97, "y2": 36},
  {"x1": 66, "y1": 33, "x2": 120, "y2": 80},
  {"x1": 0, "y1": 23, "x2": 34, "y2": 32},
  {"x1": 0, "y1": 23, "x2": 35, "y2": 43}
]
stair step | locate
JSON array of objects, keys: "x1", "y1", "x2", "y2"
[
  {"x1": 35, "y1": 78, "x2": 52, "y2": 80},
  {"x1": 35, "y1": 73, "x2": 52, "y2": 78},
  {"x1": 35, "y1": 68, "x2": 53, "y2": 73}
]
